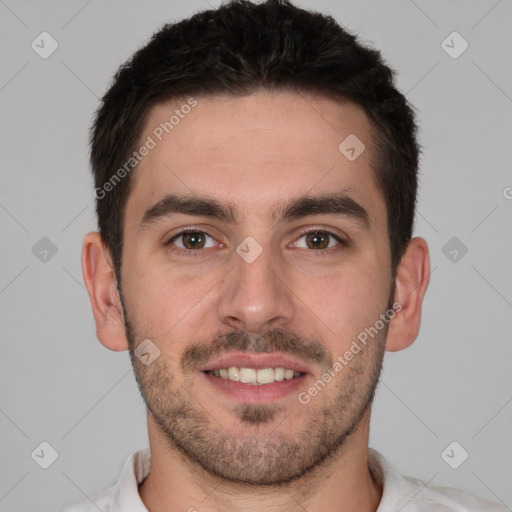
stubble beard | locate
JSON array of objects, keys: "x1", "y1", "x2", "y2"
[{"x1": 121, "y1": 292, "x2": 388, "y2": 486}]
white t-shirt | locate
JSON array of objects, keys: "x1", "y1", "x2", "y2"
[{"x1": 60, "y1": 446, "x2": 508, "y2": 511}]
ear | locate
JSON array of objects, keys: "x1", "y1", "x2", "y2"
[
  {"x1": 385, "y1": 237, "x2": 430, "y2": 352},
  {"x1": 81, "y1": 231, "x2": 129, "y2": 351}
]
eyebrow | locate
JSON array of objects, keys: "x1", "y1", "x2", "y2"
[{"x1": 138, "y1": 192, "x2": 370, "y2": 232}]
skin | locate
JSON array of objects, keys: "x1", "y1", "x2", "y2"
[{"x1": 82, "y1": 91, "x2": 430, "y2": 512}]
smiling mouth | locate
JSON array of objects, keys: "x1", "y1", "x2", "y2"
[{"x1": 204, "y1": 367, "x2": 305, "y2": 385}]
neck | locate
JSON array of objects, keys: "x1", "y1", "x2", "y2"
[{"x1": 138, "y1": 408, "x2": 383, "y2": 512}]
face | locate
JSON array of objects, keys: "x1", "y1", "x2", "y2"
[{"x1": 119, "y1": 92, "x2": 394, "y2": 485}]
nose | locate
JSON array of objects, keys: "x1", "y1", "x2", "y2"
[{"x1": 217, "y1": 244, "x2": 296, "y2": 333}]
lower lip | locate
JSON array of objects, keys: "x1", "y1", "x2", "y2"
[{"x1": 201, "y1": 372, "x2": 308, "y2": 404}]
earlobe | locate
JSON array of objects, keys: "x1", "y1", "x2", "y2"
[
  {"x1": 385, "y1": 237, "x2": 430, "y2": 352},
  {"x1": 81, "y1": 231, "x2": 129, "y2": 351}
]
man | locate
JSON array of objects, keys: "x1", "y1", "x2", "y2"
[{"x1": 64, "y1": 0, "x2": 506, "y2": 510}]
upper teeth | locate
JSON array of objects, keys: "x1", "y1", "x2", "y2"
[{"x1": 208, "y1": 367, "x2": 301, "y2": 385}]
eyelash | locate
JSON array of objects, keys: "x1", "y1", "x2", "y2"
[{"x1": 165, "y1": 227, "x2": 348, "y2": 259}]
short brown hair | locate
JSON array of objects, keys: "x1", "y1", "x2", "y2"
[{"x1": 90, "y1": 0, "x2": 420, "y2": 282}]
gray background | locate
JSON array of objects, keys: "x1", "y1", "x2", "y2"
[{"x1": 0, "y1": 0, "x2": 511, "y2": 510}]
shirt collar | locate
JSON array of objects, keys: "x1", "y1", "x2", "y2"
[{"x1": 116, "y1": 445, "x2": 151, "y2": 511}]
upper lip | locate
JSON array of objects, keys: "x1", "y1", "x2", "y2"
[{"x1": 198, "y1": 352, "x2": 313, "y2": 374}]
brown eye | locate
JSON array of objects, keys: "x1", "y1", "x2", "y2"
[
  {"x1": 294, "y1": 231, "x2": 343, "y2": 250},
  {"x1": 305, "y1": 232, "x2": 330, "y2": 249},
  {"x1": 181, "y1": 232, "x2": 206, "y2": 249},
  {"x1": 168, "y1": 231, "x2": 216, "y2": 250}
]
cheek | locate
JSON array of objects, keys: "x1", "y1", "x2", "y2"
[
  {"x1": 124, "y1": 262, "x2": 216, "y2": 344},
  {"x1": 293, "y1": 259, "x2": 389, "y2": 339}
]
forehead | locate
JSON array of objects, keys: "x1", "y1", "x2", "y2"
[{"x1": 125, "y1": 91, "x2": 384, "y2": 227}]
